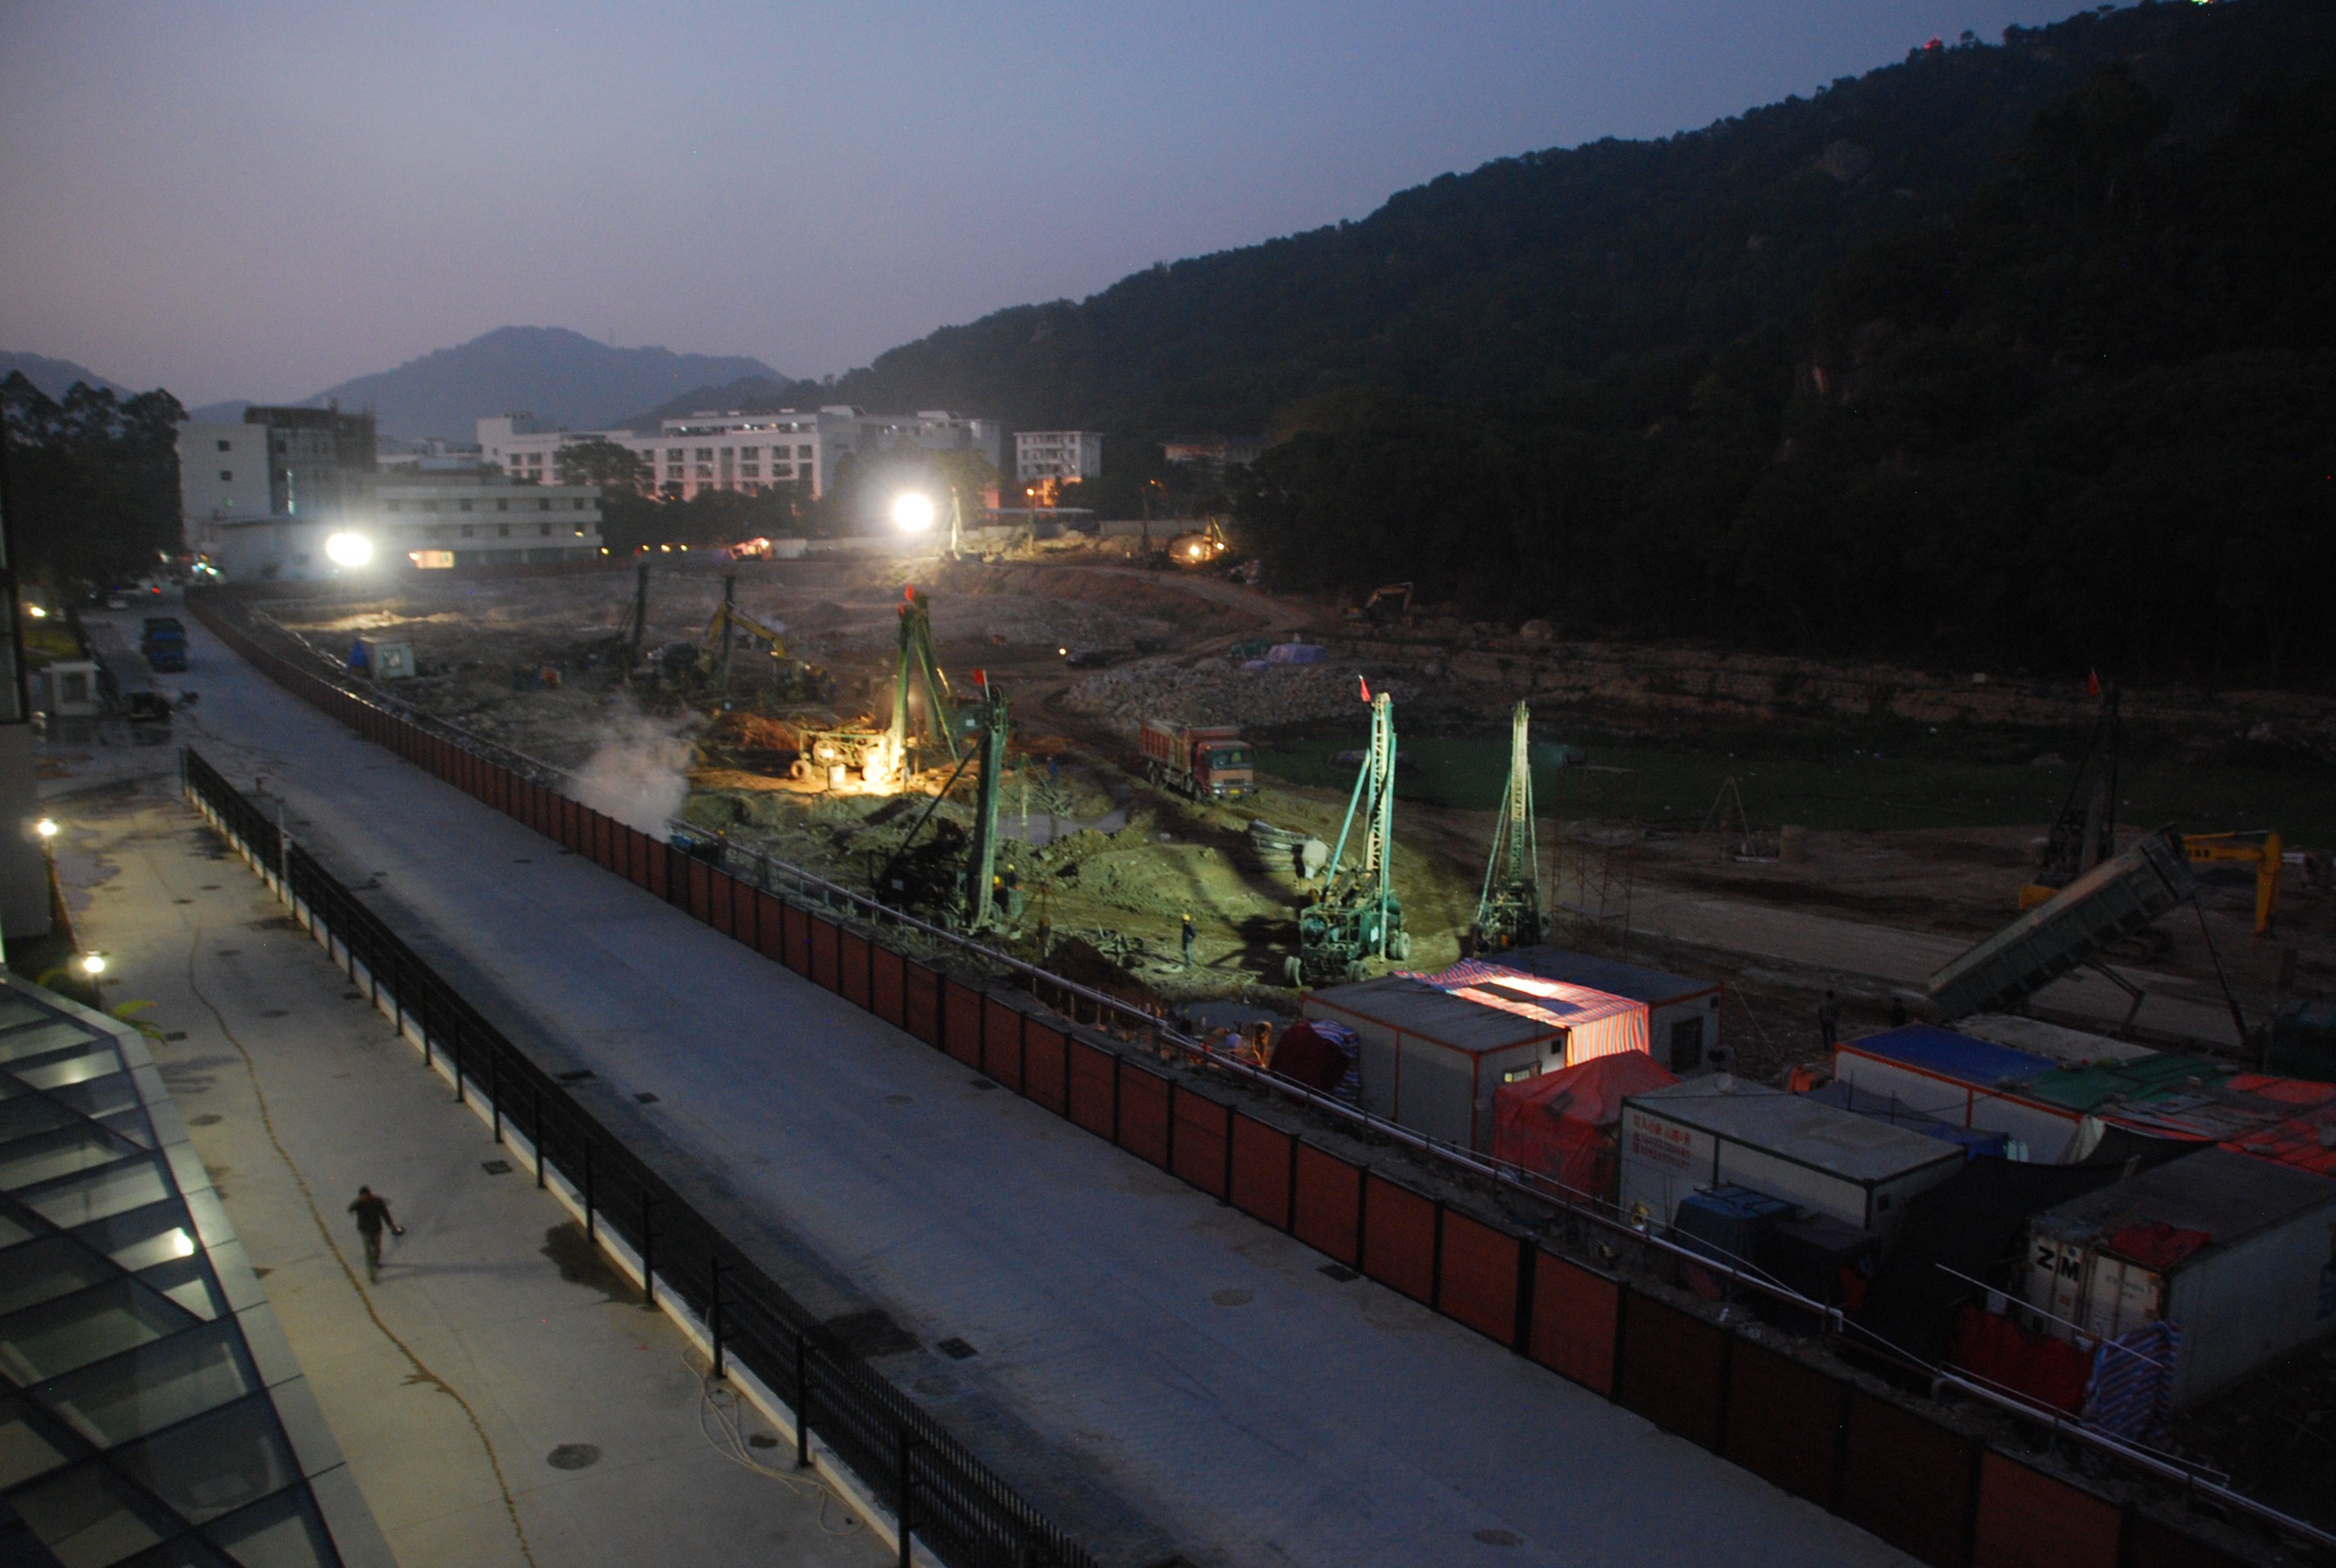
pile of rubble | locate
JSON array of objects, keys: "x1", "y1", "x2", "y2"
[{"x1": 1063, "y1": 657, "x2": 1404, "y2": 735}]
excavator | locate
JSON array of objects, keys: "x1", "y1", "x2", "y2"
[
  {"x1": 2017, "y1": 683, "x2": 2282, "y2": 935},
  {"x1": 697, "y1": 575, "x2": 828, "y2": 701},
  {"x1": 1470, "y1": 700, "x2": 1544, "y2": 954},
  {"x1": 1339, "y1": 582, "x2": 1414, "y2": 626}
]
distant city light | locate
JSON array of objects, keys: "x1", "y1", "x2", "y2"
[
  {"x1": 324, "y1": 532, "x2": 373, "y2": 567},
  {"x1": 891, "y1": 493, "x2": 935, "y2": 534}
]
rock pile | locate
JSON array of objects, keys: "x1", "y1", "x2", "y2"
[{"x1": 1063, "y1": 657, "x2": 1405, "y2": 735}]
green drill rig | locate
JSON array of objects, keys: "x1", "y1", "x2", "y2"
[
  {"x1": 1470, "y1": 700, "x2": 1544, "y2": 954},
  {"x1": 1288, "y1": 686, "x2": 1408, "y2": 986}
]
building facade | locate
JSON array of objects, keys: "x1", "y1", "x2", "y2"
[
  {"x1": 175, "y1": 404, "x2": 378, "y2": 550},
  {"x1": 207, "y1": 472, "x2": 603, "y2": 582},
  {"x1": 1161, "y1": 434, "x2": 1266, "y2": 470},
  {"x1": 478, "y1": 407, "x2": 1003, "y2": 503},
  {"x1": 1015, "y1": 431, "x2": 1103, "y2": 482}
]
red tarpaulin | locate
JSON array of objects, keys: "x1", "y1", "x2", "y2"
[{"x1": 1492, "y1": 1051, "x2": 1678, "y2": 1199}]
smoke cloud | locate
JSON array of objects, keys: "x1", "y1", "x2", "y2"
[{"x1": 570, "y1": 703, "x2": 693, "y2": 838}]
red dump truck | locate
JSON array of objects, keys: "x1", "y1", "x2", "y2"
[{"x1": 1140, "y1": 720, "x2": 1255, "y2": 801}]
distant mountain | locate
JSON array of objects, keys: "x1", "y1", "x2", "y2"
[
  {"x1": 186, "y1": 399, "x2": 250, "y2": 424},
  {"x1": 0, "y1": 352, "x2": 130, "y2": 400},
  {"x1": 307, "y1": 326, "x2": 781, "y2": 440},
  {"x1": 644, "y1": 0, "x2": 2336, "y2": 440}
]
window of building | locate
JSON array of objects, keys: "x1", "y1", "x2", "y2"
[
  {"x1": 423, "y1": 501, "x2": 438, "y2": 513},
  {"x1": 573, "y1": 499, "x2": 586, "y2": 510},
  {"x1": 216, "y1": 439, "x2": 232, "y2": 452},
  {"x1": 538, "y1": 499, "x2": 551, "y2": 511},
  {"x1": 740, "y1": 465, "x2": 758, "y2": 478},
  {"x1": 385, "y1": 500, "x2": 401, "y2": 513},
  {"x1": 667, "y1": 465, "x2": 684, "y2": 480},
  {"x1": 218, "y1": 469, "x2": 233, "y2": 482},
  {"x1": 461, "y1": 526, "x2": 474, "y2": 538},
  {"x1": 695, "y1": 465, "x2": 712, "y2": 480},
  {"x1": 797, "y1": 444, "x2": 813, "y2": 458},
  {"x1": 539, "y1": 523, "x2": 552, "y2": 536},
  {"x1": 736, "y1": 446, "x2": 757, "y2": 458},
  {"x1": 458, "y1": 499, "x2": 473, "y2": 512},
  {"x1": 667, "y1": 448, "x2": 684, "y2": 461},
  {"x1": 497, "y1": 499, "x2": 509, "y2": 511},
  {"x1": 498, "y1": 524, "x2": 511, "y2": 537},
  {"x1": 695, "y1": 448, "x2": 714, "y2": 461}
]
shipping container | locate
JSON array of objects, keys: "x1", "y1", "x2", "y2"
[
  {"x1": 2024, "y1": 1147, "x2": 2336, "y2": 1407},
  {"x1": 1619, "y1": 1078, "x2": 1961, "y2": 1235},
  {"x1": 1502, "y1": 946, "x2": 1723, "y2": 1073},
  {"x1": 1303, "y1": 977, "x2": 1564, "y2": 1152}
]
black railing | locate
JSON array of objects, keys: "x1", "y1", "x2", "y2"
[{"x1": 181, "y1": 746, "x2": 1095, "y2": 1568}]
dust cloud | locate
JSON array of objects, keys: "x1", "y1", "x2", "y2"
[{"x1": 570, "y1": 704, "x2": 694, "y2": 838}]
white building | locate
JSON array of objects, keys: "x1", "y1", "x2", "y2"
[
  {"x1": 1015, "y1": 431, "x2": 1103, "y2": 482},
  {"x1": 478, "y1": 407, "x2": 1004, "y2": 503},
  {"x1": 177, "y1": 423, "x2": 275, "y2": 537},
  {"x1": 206, "y1": 472, "x2": 603, "y2": 583}
]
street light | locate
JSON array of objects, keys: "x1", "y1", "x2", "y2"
[
  {"x1": 77, "y1": 953, "x2": 106, "y2": 978},
  {"x1": 324, "y1": 532, "x2": 373, "y2": 568},
  {"x1": 35, "y1": 819, "x2": 56, "y2": 842},
  {"x1": 891, "y1": 493, "x2": 935, "y2": 534}
]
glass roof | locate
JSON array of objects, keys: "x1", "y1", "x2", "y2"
[{"x1": 0, "y1": 978, "x2": 361, "y2": 1567}]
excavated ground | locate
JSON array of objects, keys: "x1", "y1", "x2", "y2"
[{"x1": 257, "y1": 552, "x2": 2336, "y2": 1065}]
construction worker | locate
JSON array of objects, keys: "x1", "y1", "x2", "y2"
[
  {"x1": 1817, "y1": 990, "x2": 1842, "y2": 1051},
  {"x1": 1181, "y1": 912, "x2": 1196, "y2": 970}
]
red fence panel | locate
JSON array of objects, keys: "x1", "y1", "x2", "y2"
[
  {"x1": 1022, "y1": 1022, "x2": 1066, "y2": 1115},
  {"x1": 1838, "y1": 1391, "x2": 1979, "y2": 1568},
  {"x1": 903, "y1": 961, "x2": 942, "y2": 1047},
  {"x1": 1067, "y1": 1039, "x2": 1116, "y2": 1137},
  {"x1": 728, "y1": 878, "x2": 757, "y2": 945},
  {"x1": 870, "y1": 946, "x2": 905, "y2": 1028},
  {"x1": 650, "y1": 836, "x2": 672, "y2": 899},
  {"x1": 687, "y1": 860, "x2": 714, "y2": 924},
  {"x1": 1291, "y1": 1144, "x2": 1363, "y2": 1267},
  {"x1": 757, "y1": 894, "x2": 789, "y2": 965},
  {"x1": 1616, "y1": 1292, "x2": 1728, "y2": 1449},
  {"x1": 1528, "y1": 1253, "x2": 1619, "y2": 1395},
  {"x1": 1436, "y1": 1212, "x2": 1523, "y2": 1347},
  {"x1": 1116, "y1": 1066, "x2": 1170, "y2": 1168},
  {"x1": 837, "y1": 930, "x2": 870, "y2": 1007},
  {"x1": 809, "y1": 915, "x2": 839, "y2": 991},
  {"x1": 1970, "y1": 1453, "x2": 2122, "y2": 1568},
  {"x1": 782, "y1": 903, "x2": 810, "y2": 975},
  {"x1": 1228, "y1": 1116, "x2": 1294, "y2": 1231},
  {"x1": 1170, "y1": 1089, "x2": 1230, "y2": 1197},
  {"x1": 709, "y1": 870, "x2": 736, "y2": 936},
  {"x1": 634, "y1": 830, "x2": 658, "y2": 890},
  {"x1": 943, "y1": 982, "x2": 982, "y2": 1066},
  {"x1": 1721, "y1": 1340, "x2": 1846, "y2": 1507},
  {"x1": 1362, "y1": 1176, "x2": 1437, "y2": 1304},
  {"x1": 593, "y1": 811, "x2": 615, "y2": 869},
  {"x1": 2122, "y1": 1516, "x2": 2252, "y2": 1568},
  {"x1": 981, "y1": 998, "x2": 1023, "y2": 1090},
  {"x1": 494, "y1": 765, "x2": 512, "y2": 815}
]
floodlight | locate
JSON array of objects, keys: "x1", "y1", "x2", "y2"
[
  {"x1": 324, "y1": 532, "x2": 373, "y2": 567},
  {"x1": 78, "y1": 953, "x2": 106, "y2": 977},
  {"x1": 891, "y1": 493, "x2": 935, "y2": 534},
  {"x1": 35, "y1": 819, "x2": 56, "y2": 840}
]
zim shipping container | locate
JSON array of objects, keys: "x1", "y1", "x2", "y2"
[{"x1": 1619, "y1": 1078, "x2": 1962, "y2": 1236}]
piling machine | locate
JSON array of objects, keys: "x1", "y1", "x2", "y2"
[
  {"x1": 1470, "y1": 700, "x2": 1544, "y2": 953},
  {"x1": 1288, "y1": 685, "x2": 1408, "y2": 986}
]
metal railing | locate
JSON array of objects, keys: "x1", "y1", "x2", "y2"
[{"x1": 181, "y1": 746, "x2": 1095, "y2": 1568}]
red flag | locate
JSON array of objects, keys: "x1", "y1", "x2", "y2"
[
  {"x1": 1358, "y1": 676, "x2": 1372, "y2": 703},
  {"x1": 2086, "y1": 669, "x2": 2101, "y2": 697}
]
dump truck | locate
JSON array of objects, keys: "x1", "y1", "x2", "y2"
[
  {"x1": 140, "y1": 616, "x2": 187, "y2": 673},
  {"x1": 1141, "y1": 719, "x2": 1254, "y2": 801}
]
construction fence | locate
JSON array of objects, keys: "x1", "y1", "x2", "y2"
[{"x1": 181, "y1": 593, "x2": 2283, "y2": 1568}]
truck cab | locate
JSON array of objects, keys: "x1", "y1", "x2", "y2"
[{"x1": 1194, "y1": 739, "x2": 1254, "y2": 799}]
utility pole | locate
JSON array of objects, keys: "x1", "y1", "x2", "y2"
[
  {"x1": 715, "y1": 574, "x2": 737, "y2": 689},
  {"x1": 628, "y1": 559, "x2": 650, "y2": 673}
]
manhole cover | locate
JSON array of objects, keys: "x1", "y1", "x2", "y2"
[
  {"x1": 747, "y1": 1432, "x2": 779, "y2": 1449},
  {"x1": 1474, "y1": 1528, "x2": 1522, "y2": 1547},
  {"x1": 546, "y1": 1444, "x2": 600, "y2": 1470},
  {"x1": 189, "y1": 1114, "x2": 223, "y2": 1127},
  {"x1": 1319, "y1": 1264, "x2": 1359, "y2": 1282},
  {"x1": 482, "y1": 1160, "x2": 512, "y2": 1175},
  {"x1": 935, "y1": 1337, "x2": 978, "y2": 1362},
  {"x1": 1210, "y1": 1289, "x2": 1253, "y2": 1307}
]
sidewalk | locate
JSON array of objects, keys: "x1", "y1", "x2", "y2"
[{"x1": 48, "y1": 761, "x2": 888, "y2": 1568}]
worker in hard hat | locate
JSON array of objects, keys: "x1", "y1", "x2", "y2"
[{"x1": 1181, "y1": 912, "x2": 1196, "y2": 970}]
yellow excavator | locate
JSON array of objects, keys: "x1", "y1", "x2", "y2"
[
  {"x1": 698, "y1": 575, "x2": 827, "y2": 700},
  {"x1": 2182, "y1": 831, "x2": 2284, "y2": 936}
]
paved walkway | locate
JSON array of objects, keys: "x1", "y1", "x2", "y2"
[
  {"x1": 46, "y1": 762, "x2": 890, "y2": 1568},
  {"x1": 83, "y1": 610, "x2": 1913, "y2": 1568}
]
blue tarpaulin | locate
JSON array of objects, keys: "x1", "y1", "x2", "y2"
[{"x1": 1846, "y1": 1024, "x2": 2057, "y2": 1088}]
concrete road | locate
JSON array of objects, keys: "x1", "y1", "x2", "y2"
[
  {"x1": 49, "y1": 780, "x2": 891, "y2": 1568},
  {"x1": 87, "y1": 610, "x2": 1914, "y2": 1568}
]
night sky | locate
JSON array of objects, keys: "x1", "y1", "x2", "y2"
[{"x1": 2, "y1": 1, "x2": 2087, "y2": 405}]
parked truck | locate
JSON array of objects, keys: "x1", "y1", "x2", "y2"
[
  {"x1": 1140, "y1": 719, "x2": 1255, "y2": 801},
  {"x1": 140, "y1": 616, "x2": 188, "y2": 673}
]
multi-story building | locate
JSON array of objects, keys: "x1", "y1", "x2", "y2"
[
  {"x1": 1161, "y1": 434, "x2": 1266, "y2": 471},
  {"x1": 1015, "y1": 431, "x2": 1103, "y2": 482},
  {"x1": 176, "y1": 404, "x2": 378, "y2": 549},
  {"x1": 204, "y1": 471, "x2": 603, "y2": 582},
  {"x1": 477, "y1": 407, "x2": 1004, "y2": 503}
]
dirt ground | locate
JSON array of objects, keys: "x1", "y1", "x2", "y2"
[{"x1": 257, "y1": 550, "x2": 2336, "y2": 1070}]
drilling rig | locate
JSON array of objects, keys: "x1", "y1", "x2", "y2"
[
  {"x1": 1470, "y1": 700, "x2": 1543, "y2": 953},
  {"x1": 1289, "y1": 685, "x2": 1407, "y2": 986}
]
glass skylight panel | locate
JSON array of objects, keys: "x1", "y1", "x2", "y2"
[
  {"x1": 14, "y1": 1049, "x2": 126, "y2": 1094},
  {"x1": 0, "y1": 1395, "x2": 80, "y2": 1489},
  {"x1": 73, "y1": 1205, "x2": 198, "y2": 1276},
  {"x1": 111, "y1": 1395, "x2": 298, "y2": 1525},
  {"x1": 0, "y1": 1276, "x2": 190, "y2": 1384},
  {"x1": 6, "y1": 1457, "x2": 176, "y2": 1566},
  {"x1": 0, "y1": 1124, "x2": 139, "y2": 1194},
  {"x1": 0, "y1": 1020, "x2": 108, "y2": 1065},
  {"x1": 0, "y1": 1236, "x2": 115, "y2": 1318},
  {"x1": 204, "y1": 1484, "x2": 335, "y2": 1568},
  {"x1": 38, "y1": 1320, "x2": 258, "y2": 1450},
  {"x1": 23, "y1": 1157, "x2": 170, "y2": 1229}
]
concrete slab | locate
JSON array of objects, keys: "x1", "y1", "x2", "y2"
[
  {"x1": 71, "y1": 610, "x2": 1918, "y2": 1568},
  {"x1": 49, "y1": 778, "x2": 891, "y2": 1568}
]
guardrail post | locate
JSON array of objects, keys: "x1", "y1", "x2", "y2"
[
  {"x1": 490, "y1": 1053, "x2": 503, "y2": 1144},
  {"x1": 583, "y1": 1143, "x2": 596, "y2": 1243},
  {"x1": 709, "y1": 1258, "x2": 724, "y2": 1380},
  {"x1": 795, "y1": 1330, "x2": 811, "y2": 1470},
  {"x1": 450, "y1": 1025, "x2": 464, "y2": 1105},
  {"x1": 640, "y1": 1193, "x2": 656, "y2": 1312},
  {"x1": 532, "y1": 1085, "x2": 545, "y2": 1187},
  {"x1": 896, "y1": 1430, "x2": 913, "y2": 1568}
]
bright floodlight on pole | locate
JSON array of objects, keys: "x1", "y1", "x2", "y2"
[
  {"x1": 324, "y1": 532, "x2": 373, "y2": 568},
  {"x1": 891, "y1": 492, "x2": 935, "y2": 534},
  {"x1": 35, "y1": 819, "x2": 56, "y2": 841},
  {"x1": 78, "y1": 953, "x2": 106, "y2": 977}
]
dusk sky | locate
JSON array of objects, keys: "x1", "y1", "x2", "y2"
[{"x1": 2, "y1": 1, "x2": 2087, "y2": 407}]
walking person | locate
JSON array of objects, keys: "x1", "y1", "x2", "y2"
[
  {"x1": 348, "y1": 1186, "x2": 404, "y2": 1283},
  {"x1": 1181, "y1": 912, "x2": 1197, "y2": 970},
  {"x1": 1817, "y1": 990, "x2": 1842, "y2": 1052}
]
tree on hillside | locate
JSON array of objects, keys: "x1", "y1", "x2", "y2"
[
  {"x1": 556, "y1": 437, "x2": 650, "y2": 494},
  {"x1": 1, "y1": 373, "x2": 186, "y2": 589}
]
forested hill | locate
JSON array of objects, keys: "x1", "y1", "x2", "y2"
[{"x1": 656, "y1": 0, "x2": 2335, "y2": 437}]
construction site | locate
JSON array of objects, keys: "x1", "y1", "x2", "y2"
[{"x1": 220, "y1": 547, "x2": 2334, "y2": 1069}]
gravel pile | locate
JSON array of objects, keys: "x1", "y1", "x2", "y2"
[{"x1": 1063, "y1": 657, "x2": 1405, "y2": 735}]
